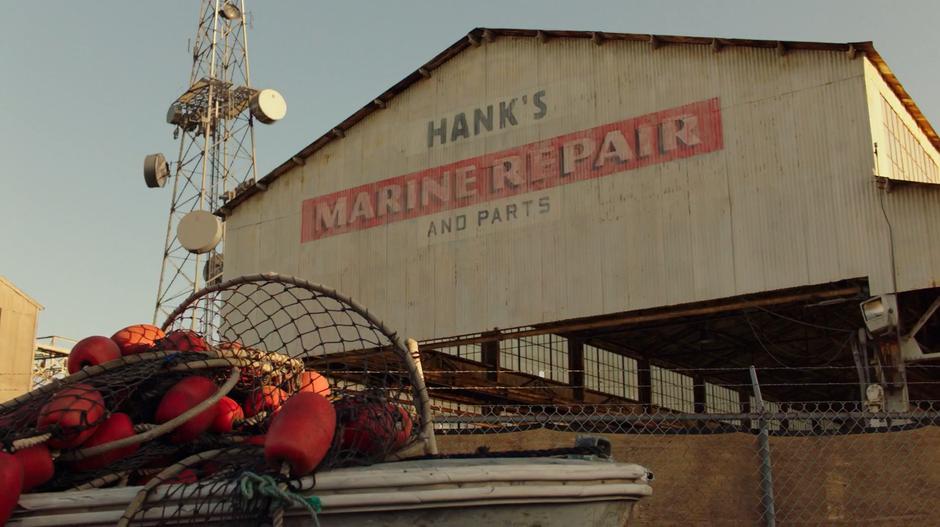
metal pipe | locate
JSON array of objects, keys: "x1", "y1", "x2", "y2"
[{"x1": 750, "y1": 365, "x2": 776, "y2": 527}]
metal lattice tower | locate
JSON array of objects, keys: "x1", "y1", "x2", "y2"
[{"x1": 148, "y1": 1, "x2": 284, "y2": 325}]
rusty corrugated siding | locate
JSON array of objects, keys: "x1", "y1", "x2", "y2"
[{"x1": 225, "y1": 36, "x2": 939, "y2": 340}]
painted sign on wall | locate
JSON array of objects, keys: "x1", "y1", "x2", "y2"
[{"x1": 301, "y1": 97, "x2": 723, "y2": 242}]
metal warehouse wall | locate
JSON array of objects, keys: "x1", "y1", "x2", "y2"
[
  {"x1": 864, "y1": 59, "x2": 940, "y2": 293},
  {"x1": 0, "y1": 277, "x2": 40, "y2": 402},
  {"x1": 225, "y1": 37, "x2": 938, "y2": 340}
]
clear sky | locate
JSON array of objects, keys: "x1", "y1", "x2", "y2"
[{"x1": 1, "y1": 0, "x2": 938, "y2": 342}]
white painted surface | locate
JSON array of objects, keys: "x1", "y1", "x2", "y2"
[{"x1": 225, "y1": 37, "x2": 940, "y2": 340}]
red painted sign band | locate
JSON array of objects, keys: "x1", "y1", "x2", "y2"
[{"x1": 302, "y1": 98, "x2": 722, "y2": 242}]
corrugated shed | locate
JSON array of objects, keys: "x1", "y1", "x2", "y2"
[
  {"x1": 224, "y1": 33, "x2": 940, "y2": 340},
  {"x1": 865, "y1": 59, "x2": 940, "y2": 293},
  {"x1": 0, "y1": 277, "x2": 41, "y2": 401},
  {"x1": 219, "y1": 29, "x2": 938, "y2": 216}
]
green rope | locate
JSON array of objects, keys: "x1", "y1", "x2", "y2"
[{"x1": 238, "y1": 471, "x2": 322, "y2": 526}]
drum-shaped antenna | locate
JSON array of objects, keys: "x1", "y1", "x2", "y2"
[
  {"x1": 249, "y1": 89, "x2": 287, "y2": 124},
  {"x1": 143, "y1": 153, "x2": 169, "y2": 188}
]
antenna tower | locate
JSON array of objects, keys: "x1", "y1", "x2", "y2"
[{"x1": 145, "y1": 1, "x2": 285, "y2": 326}]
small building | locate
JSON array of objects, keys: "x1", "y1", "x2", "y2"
[
  {"x1": 0, "y1": 276, "x2": 42, "y2": 402},
  {"x1": 219, "y1": 29, "x2": 940, "y2": 411}
]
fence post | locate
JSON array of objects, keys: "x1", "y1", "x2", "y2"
[
  {"x1": 481, "y1": 330, "x2": 500, "y2": 384},
  {"x1": 750, "y1": 365, "x2": 776, "y2": 527},
  {"x1": 568, "y1": 338, "x2": 585, "y2": 402}
]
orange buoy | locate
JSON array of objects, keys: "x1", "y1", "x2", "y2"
[
  {"x1": 67, "y1": 336, "x2": 121, "y2": 374},
  {"x1": 157, "y1": 330, "x2": 209, "y2": 352},
  {"x1": 210, "y1": 396, "x2": 244, "y2": 433},
  {"x1": 339, "y1": 401, "x2": 413, "y2": 456},
  {"x1": 72, "y1": 413, "x2": 140, "y2": 472},
  {"x1": 298, "y1": 370, "x2": 331, "y2": 398},
  {"x1": 243, "y1": 386, "x2": 288, "y2": 417},
  {"x1": 154, "y1": 376, "x2": 219, "y2": 443},
  {"x1": 264, "y1": 392, "x2": 336, "y2": 476},
  {"x1": 37, "y1": 384, "x2": 106, "y2": 448},
  {"x1": 13, "y1": 445, "x2": 54, "y2": 491},
  {"x1": 0, "y1": 452, "x2": 23, "y2": 525},
  {"x1": 111, "y1": 324, "x2": 165, "y2": 355}
]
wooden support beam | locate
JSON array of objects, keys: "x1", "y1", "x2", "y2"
[
  {"x1": 637, "y1": 358, "x2": 652, "y2": 412},
  {"x1": 568, "y1": 338, "x2": 585, "y2": 402},
  {"x1": 693, "y1": 375, "x2": 707, "y2": 414},
  {"x1": 481, "y1": 332, "x2": 500, "y2": 384}
]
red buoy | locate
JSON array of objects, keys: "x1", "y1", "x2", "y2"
[
  {"x1": 154, "y1": 376, "x2": 219, "y2": 443},
  {"x1": 37, "y1": 384, "x2": 106, "y2": 448},
  {"x1": 167, "y1": 468, "x2": 199, "y2": 484},
  {"x1": 244, "y1": 434, "x2": 266, "y2": 446},
  {"x1": 265, "y1": 392, "x2": 336, "y2": 477},
  {"x1": 389, "y1": 405, "x2": 414, "y2": 450},
  {"x1": 111, "y1": 324, "x2": 165, "y2": 356},
  {"x1": 243, "y1": 386, "x2": 288, "y2": 417},
  {"x1": 210, "y1": 396, "x2": 244, "y2": 433},
  {"x1": 0, "y1": 452, "x2": 23, "y2": 525},
  {"x1": 67, "y1": 336, "x2": 121, "y2": 374},
  {"x1": 72, "y1": 413, "x2": 140, "y2": 472},
  {"x1": 339, "y1": 401, "x2": 413, "y2": 456},
  {"x1": 13, "y1": 445, "x2": 54, "y2": 492},
  {"x1": 157, "y1": 330, "x2": 209, "y2": 352},
  {"x1": 298, "y1": 370, "x2": 331, "y2": 398}
]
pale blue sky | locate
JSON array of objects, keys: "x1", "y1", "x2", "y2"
[{"x1": 1, "y1": 1, "x2": 938, "y2": 341}]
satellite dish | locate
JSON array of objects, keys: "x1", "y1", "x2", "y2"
[
  {"x1": 166, "y1": 103, "x2": 185, "y2": 126},
  {"x1": 177, "y1": 211, "x2": 223, "y2": 254},
  {"x1": 219, "y1": 2, "x2": 242, "y2": 20},
  {"x1": 144, "y1": 153, "x2": 170, "y2": 188},
  {"x1": 250, "y1": 89, "x2": 287, "y2": 124}
]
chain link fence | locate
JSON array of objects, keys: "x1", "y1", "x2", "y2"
[{"x1": 427, "y1": 398, "x2": 940, "y2": 525}]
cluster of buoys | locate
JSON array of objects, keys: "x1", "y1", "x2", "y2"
[{"x1": 0, "y1": 323, "x2": 414, "y2": 525}]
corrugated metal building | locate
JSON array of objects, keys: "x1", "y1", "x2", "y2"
[
  {"x1": 0, "y1": 276, "x2": 42, "y2": 402},
  {"x1": 219, "y1": 30, "x2": 940, "y2": 408}
]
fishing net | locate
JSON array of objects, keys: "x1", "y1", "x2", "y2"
[
  {"x1": 0, "y1": 352, "x2": 244, "y2": 490},
  {"x1": 121, "y1": 273, "x2": 434, "y2": 525},
  {"x1": 159, "y1": 273, "x2": 433, "y2": 467},
  {"x1": 2, "y1": 273, "x2": 435, "y2": 525}
]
